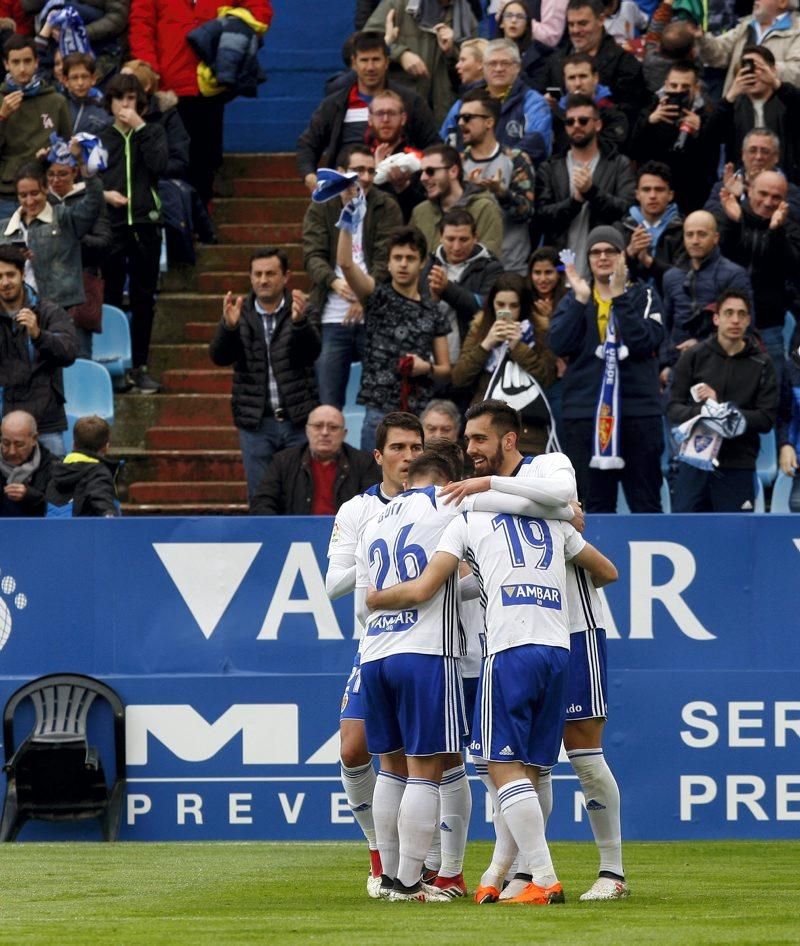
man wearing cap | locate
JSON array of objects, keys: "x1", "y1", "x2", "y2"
[{"x1": 549, "y1": 225, "x2": 666, "y2": 512}]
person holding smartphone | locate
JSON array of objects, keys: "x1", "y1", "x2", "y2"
[
  {"x1": 452, "y1": 271, "x2": 557, "y2": 455},
  {"x1": 630, "y1": 60, "x2": 716, "y2": 213}
]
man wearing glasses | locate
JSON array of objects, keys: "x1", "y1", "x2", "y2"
[
  {"x1": 536, "y1": 93, "x2": 635, "y2": 261},
  {"x1": 249, "y1": 405, "x2": 379, "y2": 515},
  {"x1": 410, "y1": 143, "x2": 503, "y2": 259},
  {"x1": 549, "y1": 226, "x2": 666, "y2": 512}
]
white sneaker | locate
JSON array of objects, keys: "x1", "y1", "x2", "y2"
[
  {"x1": 389, "y1": 882, "x2": 450, "y2": 902},
  {"x1": 499, "y1": 878, "x2": 530, "y2": 900},
  {"x1": 579, "y1": 877, "x2": 629, "y2": 901},
  {"x1": 367, "y1": 873, "x2": 383, "y2": 899}
]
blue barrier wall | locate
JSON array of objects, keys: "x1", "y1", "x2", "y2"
[
  {"x1": 224, "y1": 4, "x2": 355, "y2": 153},
  {"x1": 0, "y1": 516, "x2": 798, "y2": 841}
]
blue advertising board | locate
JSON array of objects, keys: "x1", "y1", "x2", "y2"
[{"x1": 0, "y1": 515, "x2": 798, "y2": 841}]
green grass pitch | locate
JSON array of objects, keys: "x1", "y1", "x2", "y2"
[{"x1": 0, "y1": 840, "x2": 797, "y2": 945}]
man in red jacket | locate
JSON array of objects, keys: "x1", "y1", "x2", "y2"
[{"x1": 128, "y1": 0, "x2": 273, "y2": 204}]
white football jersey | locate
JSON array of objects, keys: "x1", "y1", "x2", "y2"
[
  {"x1": 357, "y1": 486, "x2": 464, "y2": 664},
  {"x1": 327, "y1": 484, "x2": 393, "y2": 649},
  {"x1": 459, "y1": 596, "x2": 484, "y2": 679},
  {"x1": 437, "y1": 510, "x2": 585, "y2": 656},
  {"x1": 515, "y1": 454, "x2": 606, "y2": 634}
]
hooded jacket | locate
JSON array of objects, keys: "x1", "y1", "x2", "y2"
[
  {"x1": 421, "y1": 242, "x2": 504, "y2": 342},
  {"x1": 46, "y1": 449, "x2": 118, "y2": 516},
  {"x1": 99, "y1": 120, "x2": 168, "y2": 227},
  {"x1": 667, "y1": 335, "x2": 778, "y2": 469},
  {"x1": 410, "y1": 183, "x2": 504, "y2": 260},
  {"x1": 0, "y1": 80, "x2": 71, "y2": 197},
  {"x1": 0, "y1": 293, "x2": 78, "y2": 433},
  {"x1": 548, "y1": 280, "x2": 665, "y2": 419}
]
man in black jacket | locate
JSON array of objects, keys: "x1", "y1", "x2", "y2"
[
  {"x1": 668, "y1": 290, "x2": 778, "y2": 512},
  {"x1": 0, "y1": 410, "x2": 54, "y2": 517},
  {"x1": 0, "y1": 245, "x2": 78, "y2": 457},
  {"x1": 536, "y1": 0, "x2": 648, "y2": 131},
  {"x1": 297, "y1": 31, "x2": 440, "y2": 194},
  {"x1": 616, "y1": 162, "x2": 685, "y2": 293},
  {"x1": 209, "y1": 247, "x2": 321, "y2": 501},
  {"x1": 717, "y1": 169, "x2": 800, "y2": 391},
  {"x1": 250, "y1": 405, "x2": 379, "y2": 515},
  {"x1": 630, "y1": 61, "x2": 717, "y2": 215},
  {"x1": 535, "y1": 94, "x2": 636, "y2": 259},
  {"x1": 422, "y1": 207, "x2": 504, "y2": 359}
]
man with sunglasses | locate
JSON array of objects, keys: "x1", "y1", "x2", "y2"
[
  {"x1": 410, "y1": 143, "x2": 503, "y2": 259},
  {"x1": 458, "y1": 88, "x2": 535, "y2": 275},
  {"x1": 536, "y1": 93, "x2": 635, "y2": 261}
]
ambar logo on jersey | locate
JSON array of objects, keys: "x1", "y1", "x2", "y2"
[
  {"x1": 501, "y1": 583, "x2": 562, "y2": 609},
  {"x1": 366, "y1": 610, "x2": 418, "y2": 635}
]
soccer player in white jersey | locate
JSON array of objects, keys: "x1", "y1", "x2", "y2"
[
  {"x1": 357, "y1": 445, "x2": 577, "y2": 902},
  {"x1": 366, "y1": 456, "x2": 618, "y2": 905},
  {"x1": 441, "y1": 399, "x2": 630, "y2": 901},
  {"x1": 326, "y1": 411, "x2": 424, "y2": 897}
]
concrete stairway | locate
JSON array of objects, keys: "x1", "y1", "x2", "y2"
[{"x1": 113, "y1": 152, "x2": 308, "y2": 516}]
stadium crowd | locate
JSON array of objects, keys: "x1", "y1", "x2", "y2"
[{"x1": 0, "y1": 0, "x2": 798, "y2": 519}]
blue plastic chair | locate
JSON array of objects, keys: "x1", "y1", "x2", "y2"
[
  {"x1": 344, "y1": 407, "x2": 365, "y2": 450},
  {"x1": 344, "y1": 362, "x2": 362, "y2": 412},
  {"x1": 769, "y1": 472, "x2": 796, "y2": 513},
  {"x1": 62, "y1": 359, "x2": 115, "y2": 453},
  {"x1": 756, "y1": 432, "x2": 777, "y2": 488},
  {"x1": 93, "y1": 305, "x2": 132, "y2": 377},
  {"x1": 754, "y1": 475, "x2": 765, "y2": 513}
]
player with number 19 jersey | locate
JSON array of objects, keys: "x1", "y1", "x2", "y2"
[{"x1": 438, "y1": 510, "x2": 585, "y2": 767}]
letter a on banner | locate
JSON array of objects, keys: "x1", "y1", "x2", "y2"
[
  {"x1": 258, "y1": 542, "x2": 343, "y2": 639},
  {"x1": 154, "y1": 543, "x2": 261, "y2": 639}
]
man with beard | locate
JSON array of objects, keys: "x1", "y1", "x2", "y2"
[
  {"x1": 535, "y1": 94, "x2": 635, "y2": 265},
  {"x1": 438, "y1": 399, "x2": 630, "y2": 902}
]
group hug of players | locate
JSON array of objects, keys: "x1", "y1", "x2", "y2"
[{"x1": 325, "y1": 399, "x2": 627, "y2": 905}]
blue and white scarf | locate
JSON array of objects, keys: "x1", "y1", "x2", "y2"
[
  {"x1": 46, "y1": 131, "x2": 107, "y2": 172},
  {"x1": 590, "y1": 301, "x2": 628, "y2": 470},
  {"x1": 673, "y1": 399, "x2": 747, "y2": 470},
  {"x1": 3, "y1": 76, "x2": 42, "y2": 98},
  {"x1": 628, "y1": 202, "x2": 680, "y2": 256},
  {"x1": 41, "y1": 1, "x2": 92, "y2": 57}
]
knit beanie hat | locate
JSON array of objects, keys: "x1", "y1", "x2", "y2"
[{"x1": 586, "y1": 225, "x2": 625, "y2": 255}]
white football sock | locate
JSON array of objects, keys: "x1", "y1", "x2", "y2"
[
  {"x1": 424, "y1": 793, "x2": 442, "y2": 872},
  {"x1": 497, "y1": 779, "x2": 557, "y2": 888},
  {"x1": 438, "y1": 764, "x2": 471, "y2": 878},
  {"x1": 474, "y1": 759, "x2": 518, "y2": 889},
  {"x1": 397, "y1": 778, "x2": 440, "y2": 888},
  {"x1": 340, "y1": 760, "x2": 378, "y2": 849},
  {"x1": 567, "y1": 749, "x2": 624, "y2": 879},
  {"x1": 537, "y1": 765, "x2": 554, "y2": 827},
  {"x1": 372, "y1": 770, "x2": 406, "y2": 879}
]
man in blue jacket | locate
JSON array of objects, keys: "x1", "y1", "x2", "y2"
[
  {"x1": 549, "y1": 225, "x2": 665, "y2": 512},
  {"x1": 660, "y1": 210, "x2": 752, "y2": 390}
]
